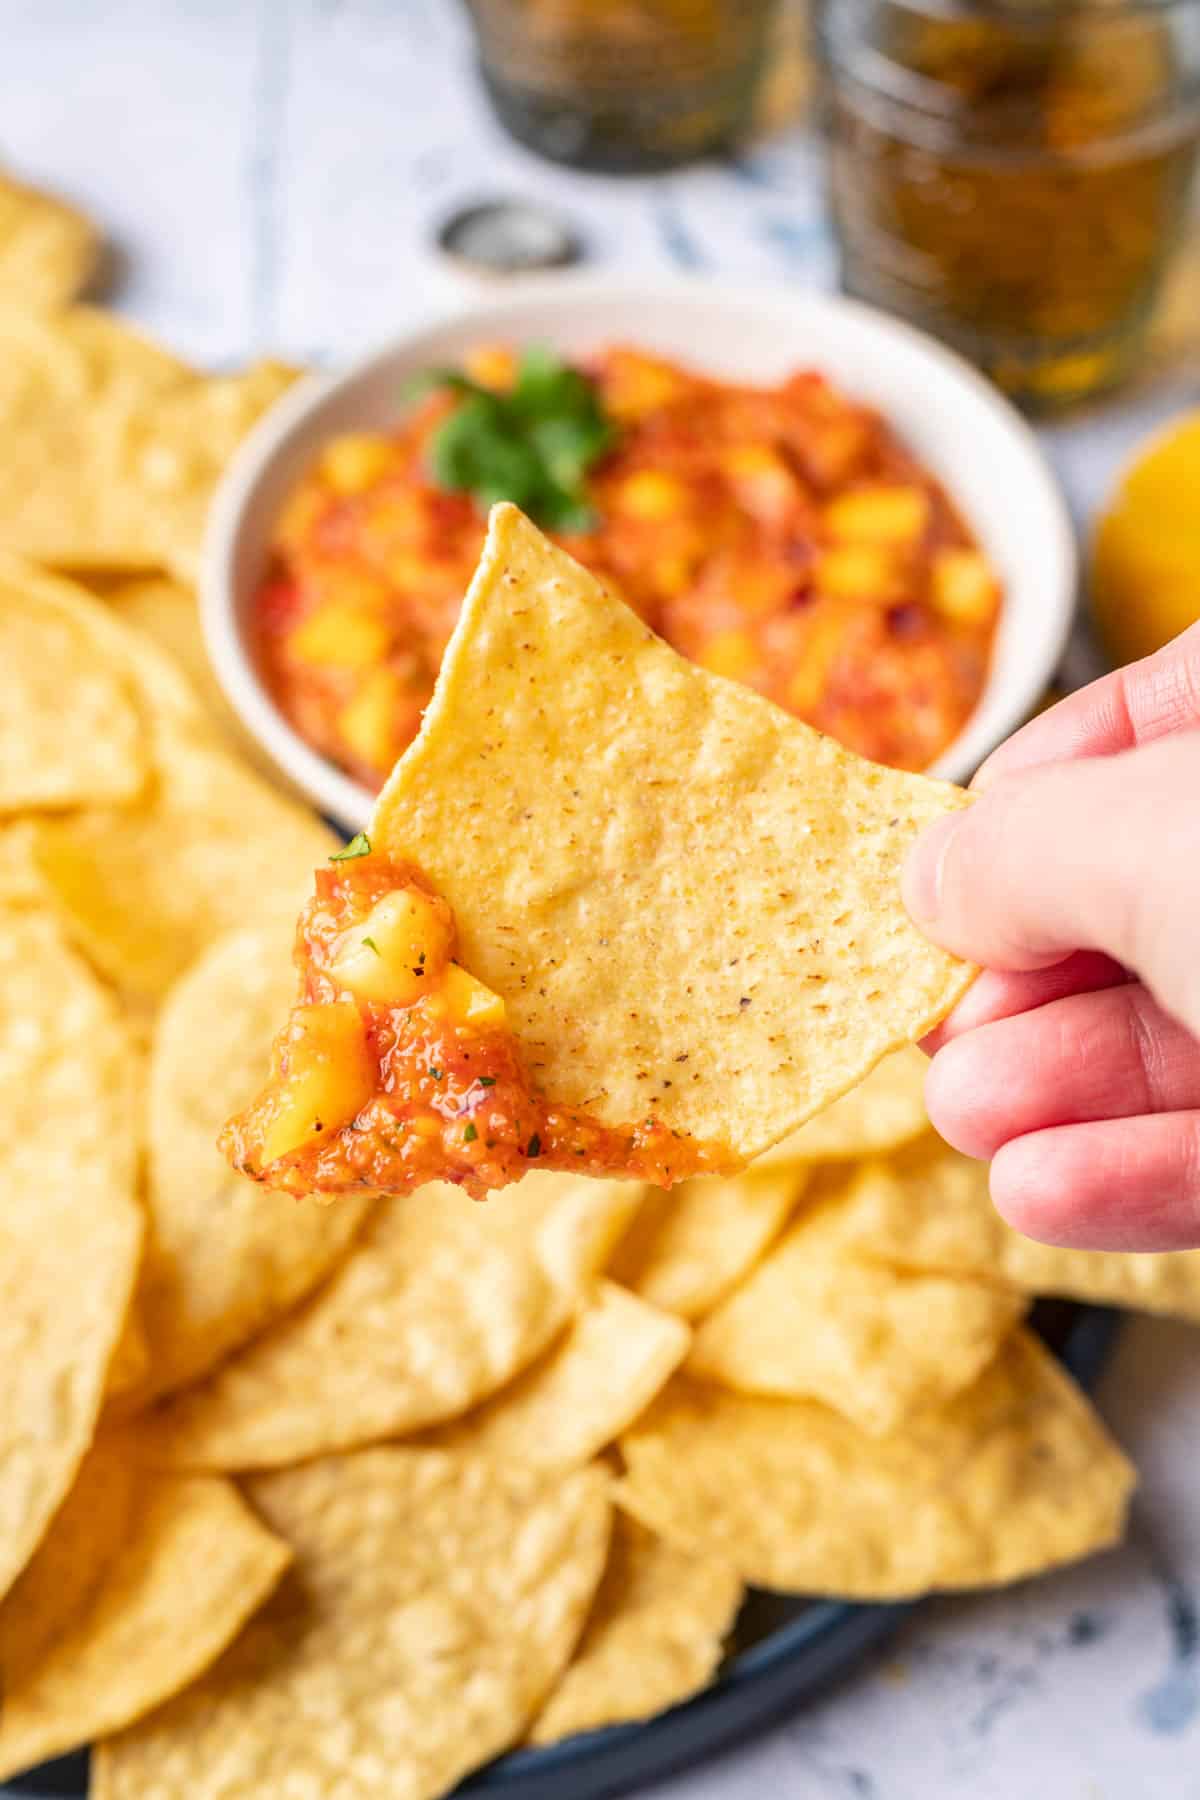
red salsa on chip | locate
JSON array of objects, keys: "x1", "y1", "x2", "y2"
[{"x1": 221, "y1": 837, "x2": 733, "y2": 1201}]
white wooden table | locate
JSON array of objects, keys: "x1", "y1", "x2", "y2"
[{"x1": 5, "y1": 5, "x2": 1200, "y2": 1795}]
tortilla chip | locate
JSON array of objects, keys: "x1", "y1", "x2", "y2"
[
  {"x1": 844, "y1": 1135, "x2": 1200, "y2": 1323},
  {"x1": 618, "y1": 1331, "x2": 1134, "y2": 1598},
  {"x1": 488, "y1": 1173, "x2": 646, "y2": 1292},
  {"x1": 105, "y1": 1307, "x2": 153, "y2": 1402},
  {"x1": 756, "y1": 1045, "x2": 930, "y2": 1167},
  {"x1": 0, "y1": 556, "x2": 150, "y2": 811},
  {"x1": 142, "y1": 1179, "x2": 581, "y2": 1469},
  {"x1": 31, "y1": 726, "x2": 334, "y2": 1004},
  {"x1": 99, "y1": 573, "x2": 269, "y2": 765},
  {"x1": 0, "y1": 170, "x2": 99, "y2": 308},
  {"x1": 124, "y1": 360, "x2": 301, "y2": 581},
  {"x1": 0, "y1": 821, "x2": 47, "y2": 906},
  {"x1": 687, "y1": 1172, "x2": 1026, "y2": 1434},
  {"x1": 372, "y1": 505, "x2": 974, "y2": 1163},
  {"x1": 610, "y1": 1168, "x2": 804, "y2": 1319},
  {"x1": 0, "y1": 304, "x2": 193, "y2": 567},
  {"x1": 0, "y1": 911, "x2": 142, "y2": 1604},
  {"x1": 426, "y1": 1281, "x2": 690, "y2": 1472},
  {"x1": 529, "y1": 1511, "x2": 742, "y2": 1745},
  {"x1": 0, "y1": 1436, "x2": 137, "y2": 1683},
  {"x1": 0, "y1": 1449, "x2": 290, "y2": 1779},
  {"x1": 94, "y1": 1451, "x2": 610, "y2": 1800},
  {"x1": 123, "y1": 926, "x2": 373, "y2": 1403}
]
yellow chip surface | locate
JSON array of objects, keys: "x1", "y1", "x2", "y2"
[
  {"x1": 756, "y1": 1045, "x2": 930, "y2": 1166},
  {"x1": 0, "y1": 170, "x2": 99, "y2": 308},
  {"x1": 99, "y1": 574, "x2": 267, "y2": 766},
  {"x1": 132, "y1": 925, "x2": 373, "y2": 1402},
  {"x1": 686, "y1": 1173, "x2": 1026, "y2": 1434},
  {"x1": 122, "y1": 360, "x2": 301, "y2": 580},
  {"x1": 0, "y1": 557, "x2": 148, "y2": 812},
  {"x1": 0, "y1": 1436, "x2": 137, "y2": 1683},
  {"x1": 618, "y1": 1332, "x2": 1134, "y2": 1598},
  {"x1": 373, "y1": 505, "x2": 974, "y2": 1163},
  {"x1": 0, "y1": 304, "x2": 192, "y2": 567},
  {"x1": 32, "y1": 724, "x2": 334, "y2": 1004},
  {"x1": 94, "y1": 1450, "x2": 611, "y2": 1800},
  {"x1": 844, "y1": 1135, "x2": 1200, "y2": 1322},
  {"x1": 0, "y1": 911, "x2": 142, "y2": 1604},
  {"x1": 530, "y1": 1511, "x2": 742, "y2": 1746},
  {"x1": 143, "y1": 1180, "x2": 579, "y2": 1469},
  {"x1": 428, "y1": 1281, "x2": 690, "y2": 1472},
  {"x1": 0, "y1": 1448, "x2": 290, "y2": 1779},
  {"x1": 610, "y1": 1168, "x2": 804, "y2": 1319}
]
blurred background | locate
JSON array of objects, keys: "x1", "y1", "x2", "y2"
[{"x1": 8, "y1": 0, "x2": 1200, "y2": 669}]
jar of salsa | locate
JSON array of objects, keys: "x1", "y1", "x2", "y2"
[{"x1": 815, "y1": 0, "x2": 1200, "y2": 405}]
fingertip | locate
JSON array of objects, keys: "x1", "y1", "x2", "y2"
[
  {"x1": 902, "y1": 812, "x2": 961, "y2": 933},
  {"x1": 924, "y1": 1037, "x2": 1004, "y2": 1160}
]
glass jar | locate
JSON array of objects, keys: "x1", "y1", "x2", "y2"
[
  {"x1": 463, "y1": 0, "x2": 779, "y2": 172},
  {"x1": 815, "y1": 0, "x2": 1200, "y2": 406}
]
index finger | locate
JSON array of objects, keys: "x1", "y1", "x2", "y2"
[{"x1": 974, "y1": 618, "x2": 1200, "y2": 790}]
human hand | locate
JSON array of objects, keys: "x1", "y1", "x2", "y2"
[{"x1": 903, "y1": 621, "x2": 1200, "y2": 1253}]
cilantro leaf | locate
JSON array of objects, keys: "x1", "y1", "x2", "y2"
[
  {"x1": 330, "y1": 831, "x2": 371, "y2": 862},
  {"x1": 419, "y1": 348, "x2": 616, "y2": 532}
]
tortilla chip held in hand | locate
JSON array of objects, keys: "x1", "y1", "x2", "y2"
[{"x1": 223, "y1": 505, "x2": 974, "y2": 1201}]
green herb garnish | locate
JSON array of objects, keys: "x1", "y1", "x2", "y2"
[
  {"x1": 525, "y1": 1133, "x2": 542, "y2": 1159},
  {"x1": 478, "y1": 1075, "x2": 496, "y2": 1087},
  {"x1": 429, "y1": 1067, "x2": 444, "y2": 1082},
  {"x1": 415, "y1": 347, "x2": 616, "y2": 532},
  {"x1": 330, "y1": 831, "x2": 371, "y2": 862},
  {"x1": 361, "y1": 936, "x2": 381, "y2": 956},
  {"x1": 464, "y1": 1122, "x2": 478, "y2": 1143}
]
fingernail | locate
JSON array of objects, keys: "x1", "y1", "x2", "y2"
[{"x1": 903, "y1": 813, "x2": 961, "y2": 926}]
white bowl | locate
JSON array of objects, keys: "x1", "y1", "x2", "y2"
[{"x1": 202, "y1": 277, "x2": 1077, "y2": 831}]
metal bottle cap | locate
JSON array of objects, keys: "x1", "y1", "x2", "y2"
[{"x1": 436, "y1": 198, "x2": 583, "y2": 276}]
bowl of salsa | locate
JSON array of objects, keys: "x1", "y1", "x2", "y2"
[{"x1": 202, "y1": 279, "x2": 1076, "y2": 829}]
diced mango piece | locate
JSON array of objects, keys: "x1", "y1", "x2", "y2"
[
  {"x1": 288, "y1": 601, "x2": 392, "y2": 670},
  {"x1": 331, "y1": 888, "x2": 453, "y2": 1006},
  {"x1": 824, "y1": 485, "x2": 930, "y2": 547},
  {"x1": 463, "y1": 344, "x2": 517, "y2": 390},
  {"x1": 337, "y1": 670, "x2": 407, "y2": 775},
  {"x1": 815, "y1": 545, "x2": 904, "y2": 603},
  {"x1": 275, "y1": 481, "x2": 328, "y2": 553},
  {"x1": 434, "y1": 964, "x2": 508, "y2": 1029},
  {"x1": 617, "y1": 471, "x2": 690, "y2": 522},
  {"x1": 319, "y1": 433, "x2": 396, "y2": 497},
  {"x1": 602, "y1": 351, "x2": 692, "y2": 421},
  {"x1": 699, "y1": 630, "x2": 758, "y2": 682},
  {"x1": 930, "y1": 549, "x2": 1000, "y2": 624},
  {"x1": 261, "y1": 1002, "x2": 375, "y2": 1164}
]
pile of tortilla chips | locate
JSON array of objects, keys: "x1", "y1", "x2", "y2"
[{"x1": 0, "y1": 169, "x2": 1176, "y2": 1800}]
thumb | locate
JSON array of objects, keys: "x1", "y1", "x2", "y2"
[{"x1": 903, "y1": 733, "x2": 1200, "y2": 1030}]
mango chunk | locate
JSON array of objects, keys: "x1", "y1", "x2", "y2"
[
  {"x1": 930, "y1": 549, "x2": 999, "y2": 624},
  {"x1": 434, "y1": 964, "x2": 508, "y2": 1029},
  {"x1": 824, "y1": 485, "x2": 930, "y2": 547},
  {"x1": 289, "y1": 601, "x2": 391, "y2": 671},
  {"x1": 331, "y1": 888, "x2": 453, "y2": 1006},
  {"x1": 261, "y1": 1002, "x2": 374, "y2": 1163},
  {"x1": 337, "y1": 669, "x2": 408, "y2": 775},
  {"x1": 319, "y1": 433, "x2": 395, "y2": 496},
  {"x1": 699, "y1": 630, "x2": 758, "y2": 682},
  {"x1": 617, "y1": 471, "x2": 690, "y2": 522}
]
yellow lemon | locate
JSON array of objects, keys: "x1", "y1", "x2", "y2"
[{"x1": 1090, "y1": 412, "x2": 1200, "y2": 668}]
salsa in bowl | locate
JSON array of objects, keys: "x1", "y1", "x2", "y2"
[{"x1": 202, "y1": 281, "x2": 1076, "y2": 829}]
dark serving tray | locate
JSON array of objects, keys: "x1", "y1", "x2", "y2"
[{"x1": 7, "y1": 1302, "x2": 1120, "y2": 1800}]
